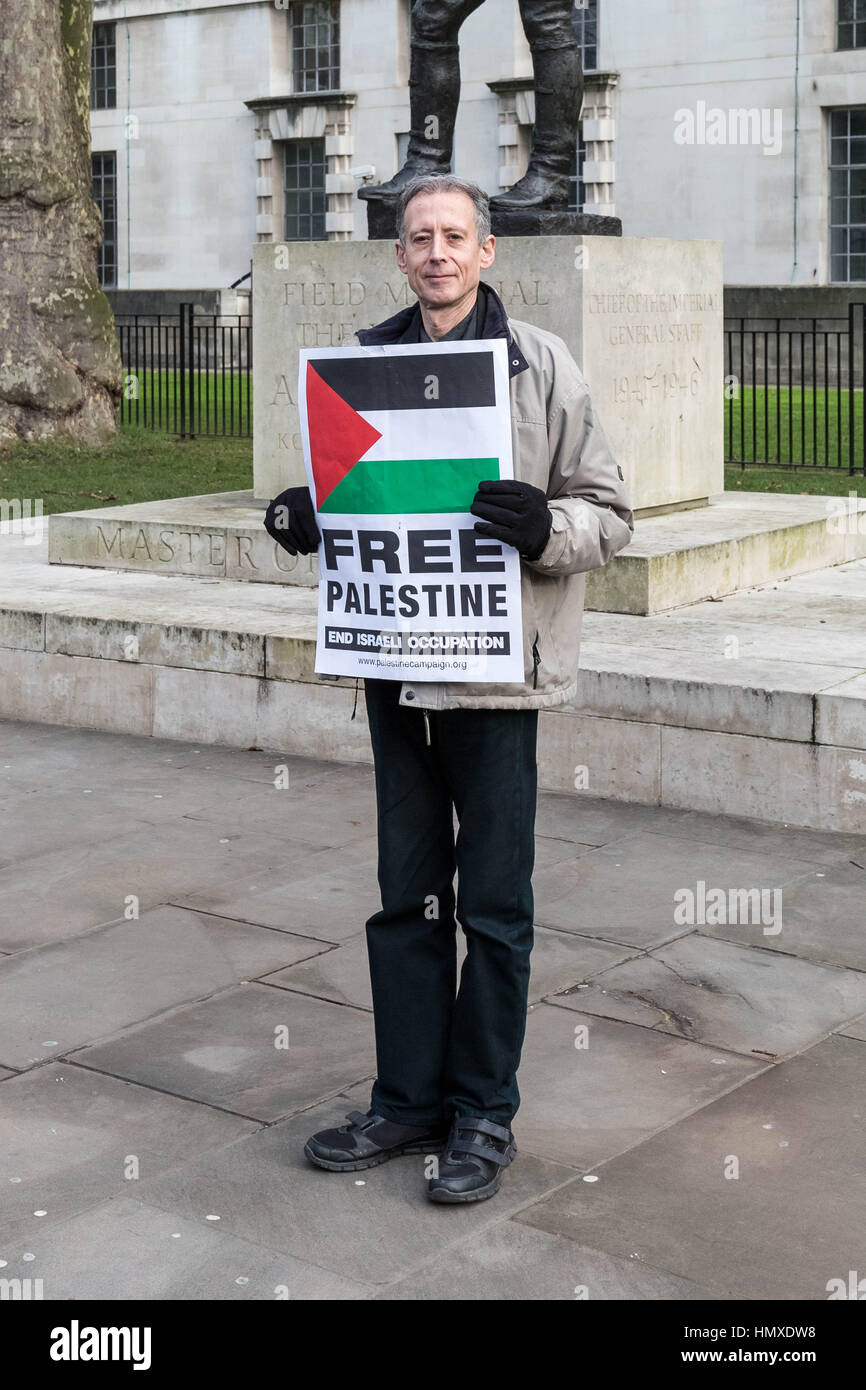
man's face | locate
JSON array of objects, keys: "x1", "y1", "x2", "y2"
[{"x1": 395, "y1": 190, "x2": 495, "y2": 308}]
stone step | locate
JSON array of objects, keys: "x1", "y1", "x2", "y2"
[
  {"x1": 1, "y1": 530, "x2": 865, "y2": 832},
  {"x1": 46, "y1": 489, "x2": 866, "y2": 615}
]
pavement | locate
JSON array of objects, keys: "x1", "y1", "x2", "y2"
[{"x1": 0, "y1": 718, "x2": 865, "y2": 1300}]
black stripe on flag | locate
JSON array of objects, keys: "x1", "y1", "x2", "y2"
[{"x1": 310, "y1": 350, "x2": 496, "y2": 411}]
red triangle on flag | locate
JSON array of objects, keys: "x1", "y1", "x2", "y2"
[{"x1": 306, "y1": 362, "x2": 382, "y2": 508}]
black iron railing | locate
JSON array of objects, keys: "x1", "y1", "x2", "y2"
[
  {"x1": 115, "y1": 304, "x2": 252, "y2": 437},
  {"x1": 724, "y1": 304, "x2": 866, "y2": 472}
]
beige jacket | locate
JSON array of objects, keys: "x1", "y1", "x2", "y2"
[{"x1": 347, "y1": 281, "x2": 635, "y2": 711}]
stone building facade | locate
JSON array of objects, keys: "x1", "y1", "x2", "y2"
[{"x1": 89, "y1": 0, "x2": 866, "y2": 292}]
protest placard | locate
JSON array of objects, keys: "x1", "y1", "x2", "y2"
[{"x1": 298, "y1": 339, "x2": 524, "y2": 682}]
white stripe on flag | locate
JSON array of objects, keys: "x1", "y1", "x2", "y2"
[{"x1": 357, "y1": 406, "x2": 502, "y2": 463}]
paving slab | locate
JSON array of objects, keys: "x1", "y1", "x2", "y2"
[
  {"x1": 20, "y1": 748, "x2": 365, "y2": 832},
  {"x1": 145, "y1": 746, "x2": 352, "y2": 782},
  {"x1": 532, "y1": 830, "x2": 820, "y2": 947},
  {"x1": 0, "y1": 1062, "x2": 257, "y2": 1247},
  {"x1": 529, "y1": 927, "x2": 640, "y2": 1003},
  {"x1": 534, "y1": 833, "x2": 597, "y2": 866},
  {"x1": 0, "y1": 785, "x2": 158, "y2": 872},
  {"x1": 0, "y1": 1196, "x2": 370, "y2": 1300},
  {"x1": 535, "y1": 790, "x2": 866, "y2": 866},
  {"x1": 177, "y1": 820, "x2": 584, "y2": 946},
  {"x1": 686, "y1": 584, "x2": 866, "y2": 632},
  {"x1": 0, "y1": 905, "x2": 333, "y2": 1068},
  {"x1": 534, "y1": 793, "x2": 713, "y2": 846},
  {"x1": 511, "y1": 1002, "x2": 762, "y2": 1169},
  {"x1": 0, "y1": 722, "x2": 198, "y2": 791},
  {"x1": 582, "y1": 604, "x2": 866, "y2": 669},
  {"x1": 133, "y1": 1091, "x2": 576, "y2": 1286},
  {"x1": 0, "y1": 753, "x2": 369, "y2": 860},
  {"x1": 0, "y1": 817, "x2": 302, "y2": 951},
  {"x1": 0, "y1": 770, "x2": 340, "y2": 873},
  {"x1": 68, "y1": 984, "x2": 376, "y2": 1121},
  {"x1": 782, "y1": 556, "x2": 866, "y2": 593},
  {"x1": 698, "y1": 860, "x2": 866, "y2": 972},
  {"x1": 550, "y1": 932, "x2": 866, "y2": 1058},
  {"x1": 644, "y1": 810, "x2": 866, "y2": 868},
  {"x1": 182, "y1": 771, "x2": 377, "y2": 850},
  {"x1": 261, "y1": 924, "x2": 638, "y2": 1013},
  {"x1": 173, "y1": 835, "x2": 381, "y2": 942},
  {"x1": 0, "y1": 718, "x2": 353, "y2": 796},
  {"x1": 262, "y1": 935, "x2": 372, "y2": 1010},
  {"x1": 374, "y1": 1218, "x2": 725, "y2": 1300},
  {"x1": 0, "y1": 716, "x2": 862, "y2": 1299},
  {"x1": 516, "y1": 1034, "x2": 866, "y2": 1299}
]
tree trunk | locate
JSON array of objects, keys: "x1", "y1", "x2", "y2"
[{"x1": 0, "y1": 0, "x2": 121, "y2": 445}]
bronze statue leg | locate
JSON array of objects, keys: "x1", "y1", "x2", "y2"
[
  {"x1": 360, "y1": 0, "x2": 486, "y2": 199},
  {"x1": 489, "y1": 0, "x2": 582, "y2": 210}
]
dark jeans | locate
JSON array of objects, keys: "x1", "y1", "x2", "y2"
[{"x1": 362, "y1": 678, "x2": 539, "y2": 1129}]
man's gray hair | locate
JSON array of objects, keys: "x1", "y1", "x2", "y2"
[{"x1": 395, "y1": 174, "x2": 491, "y2": 246}]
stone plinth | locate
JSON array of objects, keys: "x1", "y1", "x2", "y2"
[
  {"x1": 47, "y1": 492, "x2": 866, "y2": 617},
  {"x1": 252, "y1": 235, "x2": 723, "y2": 515},
  {"x1": 360, "y1": 189, "x2": 622, "y2": 240},
  {"x1": 488, "y1": 208, "x2": 622, "y2": 237},
  {"x1": 48, "y1": 492, "x2": 316, "y2": 589}
]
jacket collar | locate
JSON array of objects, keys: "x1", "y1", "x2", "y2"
[{"x1": 356, "y1": 279, "x2": 529, "y2": 379}]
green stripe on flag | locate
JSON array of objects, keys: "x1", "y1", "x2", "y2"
[{"x1": 318, "y1": 457, "x2": 499, "y2": 514}]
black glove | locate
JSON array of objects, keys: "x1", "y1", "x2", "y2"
[
  {"x1": 470, "y1": 479, "x2": 552, "y2": 561},
  {"x1": 264, "y1": 485, "x2": 321, "y2": 555}
]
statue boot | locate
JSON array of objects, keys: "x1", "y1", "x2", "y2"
[
  {"x1": 489, "y1": 42, "x2": 582, "y2": 210},
  {"x1": 359, "y1": 40, "x2": 460, "y2": 201}
]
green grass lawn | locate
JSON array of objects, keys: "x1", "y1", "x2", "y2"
[
  {"x1": 724, "y1": 465, "x2": 866, "y2": 496},
  {"x1": 0, "y1": 428, "x2": 253, "y2": 514}
]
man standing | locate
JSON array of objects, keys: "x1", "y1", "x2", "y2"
[{"x1": 264, "y1": 174, "x2": 633, "y2": 1203}]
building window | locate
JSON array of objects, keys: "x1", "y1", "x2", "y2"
[
  {"x1": 571, "y1": 0, "x2": 598, "y2": 72},
  {"x1": 284, "y1": 139, "x2": 327, "y2": 239},
  {"x1": 568, "y1": 136, "x2": 587, "y2": 211},
  {"x1": 91, "y1": 21, "x2": 116, "y2": 109},
  {"x1": 91, "y1": 151, "x2": 117, "y2": 288},
  {"x1": 291, "y1": 1, "x2": 340, "y2": 93},
  {"x1": 837, "y1": 0, "x2": 866, "y2": 50},
  {"x1": 829, "y1": 109, "x2": 866, "y2": 282}
]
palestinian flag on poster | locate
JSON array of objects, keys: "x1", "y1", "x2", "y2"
[{"x1": 303, "y1": 346, "x2": 503, "y2": 515}]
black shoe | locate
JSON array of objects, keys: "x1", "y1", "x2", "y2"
[
  {"x1": 488, "y1": 166, "x2": 572, "y2": 211},
  {"x1": 358, "y1": 161, "x2": 447, "y2": 201},
  {"x1": 427, "y1": 1115, "x2": 517, "y2": 1203},
  {"x1": 304, "y1": 1109, "x2": 449, "y2": 1172}
]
